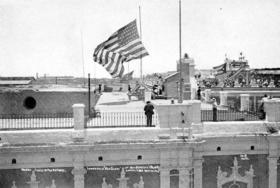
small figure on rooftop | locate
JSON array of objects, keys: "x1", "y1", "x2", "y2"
[
  {"x1": 98, "y1": 84, "x2": 102, "y2": 94},
  {"x1": 197, "y1": 86, "x2": 201, "y2": 100},
  {"x1": 212, "y1": 98, "x2": 218, "y2": 121},
  {"x1": 144, "y1": 101, "x2": 154, "y2": 127}
]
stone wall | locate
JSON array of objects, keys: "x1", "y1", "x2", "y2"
[
  {"x1": 0, "y1": 168, "x2": 74, "y2": 188},
  {"x1": 85, "y1": 165, "x2": 160, "y2": 188},
  {"x1": 0, "y1": 90, "x2": 99, "y2": 114}
]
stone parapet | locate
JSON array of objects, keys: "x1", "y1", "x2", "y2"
[{"x1": 155, "y1": 100, "x2": 201, "y2": 130}]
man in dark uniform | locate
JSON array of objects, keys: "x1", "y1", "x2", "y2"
[
  {"x1": 197, "y1": 86, "x2": 201, "y2": 100},
  {"x1": 144, "y1": 101, "x2": 154, "y2": 127}
]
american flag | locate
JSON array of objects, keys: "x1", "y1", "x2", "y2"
[{"x1": 93, "y1": 20, "x2": 149, "y2": 78}]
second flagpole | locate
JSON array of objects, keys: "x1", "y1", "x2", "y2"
[
  {"x1": 139, "y1": 5, "x2": 143, "y2": 82},
  {"x1": 178, "y1": 0, "x2": 183, "y2": 103}
]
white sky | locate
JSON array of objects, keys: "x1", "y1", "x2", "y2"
[{"x1": 0, "y1": 0, "x2": 280, "y2": 78}]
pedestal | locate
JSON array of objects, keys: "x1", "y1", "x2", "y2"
[
  {"x1": 160, "y1": 167, "x2": 170, "y2": 188},
  {"x1": 268, "y1": 157, "x2": 278, "y2": 188},
  {"x1": 72, "y1": 166, "x2": 87, "y2": 188},
  {"x1": 193, "y1": 159, "x2": 203, "y2": 188},
  {"x1": 179, "y1": 168, "x2": 190, "y2": 188}
]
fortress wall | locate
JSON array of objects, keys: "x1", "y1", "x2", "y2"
[{"x1": 0, "y1": 90, "x2": 99, "y2": 114}]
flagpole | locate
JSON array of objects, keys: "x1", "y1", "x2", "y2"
[
  {"x1": 80, "y1": 28, "x2": 86, "y2": 87},
  {"x1": 139, "y1": 6, "x2": 143, "y2": 82},
  {"x1": 178, "y1": 0, "x2": 183, "y2": 103},
  {"x1": 88, "y1": 73, "x2": 91, "y2": 117}
]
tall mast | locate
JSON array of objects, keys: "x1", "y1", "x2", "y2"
[
  {"x1": 80, "y1": 28, "x2": 86, "y2": 87},
  {"x1": 178, "y1": 0, "x2": 183, "y2": 103},
  {"x1": 139, "y1": 6, "x2": 143, "y2": 82}
]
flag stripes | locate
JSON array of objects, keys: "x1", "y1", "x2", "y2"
[{"x1": 93, "y1": 20, "x2": 149, "y2": 78}]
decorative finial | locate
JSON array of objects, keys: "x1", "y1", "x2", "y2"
[
  {"x1": 121, "y1": 168, "x2": 126, "y2": 178},
  {"x1": 11, "y1": 180, "x2": 17, "y2": 188},
  {"x1": 50, "y1": 179, "x2": 56, "y2": 188},
  {"x1": 233, "y1": 157, "x2": 238, "y2": 167},
  {"x1": 30, "y1": 170, "x2": 37, "y2": 182}
]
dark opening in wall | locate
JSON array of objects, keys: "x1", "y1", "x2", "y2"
[
  {"x1": 50, "y1": 157, "x2": 55, "y2": 163},
  {"x1": 137, "y1": 155, "x2": 142, "y2": 160},
  {"x1": 0, "y1": 137, "x2": 1, "y2": 141},
  {"x1": 98, "y1": 156, "x2": 103, "y2": 161},
  {"x1": 24, "y1": 96, "x2": 36, "y2": 110},
  {"x1": 217, "y1": 146, "x2": 221, "y2": 151},
  {"x1": 12, "y1": 158, "x2": 16, "y2": 164},
  {"x1": 250, "y1": 145, "x2": 255, "y2": 150}
]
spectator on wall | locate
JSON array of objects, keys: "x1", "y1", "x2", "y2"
[
  {"x1": 197, "y1": 86, "x2": 201, "y2": 100},
  {"x1": 144, "y1": 101, "x2": 154, "y2": 127},
  {"x1": 98, "y1": 84, "x2": 102, "y2": 94},
  {"x1": 258, "y1": 94, "x2": 267, "y2": 120},
  {"x1": 212, "y1": 98, "x2": 218, "y2": 121}
]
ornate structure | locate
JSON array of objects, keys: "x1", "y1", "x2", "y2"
[
  {"x1": 217, "y1": 157, "x2": 255, "y2": 188},
  {"x1": 101, "y1": 168, "x2": 144, "y2": 188}
]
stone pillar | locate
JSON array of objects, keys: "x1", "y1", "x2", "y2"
[
  {"x1": 160, "y1": 167, "x2": 170, "y2": 188},
  {"x1": 204, "y1": 89, "x2": 211, "y2": 102},
  {"x1": 177, "y1": 58, "x2": 193, "y2": 101},
  {"x1": 190, "y1": 101, "x2": 201, "y2": 124},
  {"x1": 72, "y1": 165, "x2": 87, "y2": 188},
  {"x1": 264, "y1": 98, "x2": 280, "y2": 122},
  {"x1": 220, "y1": 91, "x2": 228, "y2": 106},
  {"x1": 240, "y1": 94, "x2": 250, "y2": 111},
  {"x1": 183, "y1": 83, "x2": 192, "y2": 100},
  {"x1": 190, "y1": 101, "x2": 202, "y2": 134},
  {"x1": 179, "y1": 168, "x2": 190, "y2": 188},
  {"x1": 193, "y1": 158, "x2": 203, "y2": 188},
  {"x1": 267, "y1": 157, "x2": 278, "y2": 188},
  {"x1": 72, "y1": 104, "x2": 85, "y2": 130}
]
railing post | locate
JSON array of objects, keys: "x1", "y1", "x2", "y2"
[
  {"x1": 263, "y1": 98, "x2": 280, "y2": 122},
  {"x1": 240, "y1": 94, "x2": 250, "y2": 111},
  {"x1": 73, "y1": 104, "x2": 85, "y2": 130},
  {"x1": 190, "y1": 100, "x2": 202, "y2": 134},
  {"x1": 204, "y1": 89, "x2": 211, "y2": 102},
  {"x1": 220, "y1": 91, "x2": 228, "y2": 106},
  {"x1": 72, "y1": 104, "x2": 85, "y2": 141},
  {"x1": 264, "y1": 98, "x2": 280, "y2": 122}
]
